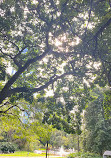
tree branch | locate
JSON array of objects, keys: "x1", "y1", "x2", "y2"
[
  {"x1": 2, "y1": 36, "x2": 19, "y2": 51},
  {"x1": 13, "y1": 46, "x2": 27, "y2": 59},
  {"x1": 0, "y1": 101, "x2": 10, "y2": 108},
  {"x1": 0, "y1": 49, "x2": 49, "y2": 104},
  {"x1": 0, "y1": 104, "x2": 25, "y2": 114},
  {"x1": 0, "y1": 48, "x2": 13, "y2": 59},
  {"x1": 3, "y1": 113, "x2": 26, "y2": 128},
  {"x1": 9, "y1": 72, "x2": 74, "y2": 95},
  {"x1": 84, "y1": 0, "x2": 93, "y2": 36},
  {"x1": 93, "y1": 17, "x2": 111, "y2": 39}
]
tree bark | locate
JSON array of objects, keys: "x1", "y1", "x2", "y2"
[
  {"x1": 0, "y1": 71, "x2": 73, "y2": 104},
  {"x1": 46, "y1": 141, "x2": 49, "y2": 158},
  {"x1": 77, "y1": 135, "x2": 80, "y2": 152}
]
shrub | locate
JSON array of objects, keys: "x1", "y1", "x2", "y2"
[
  {"x1": 0, "y1": 142, "x2": 16, "y2": 153},
  {"x1": 0, "y1": 144, "x2": 8, "y2": 153},
  {"x1": 67, "y1": 152, "x2": 102, "y2": 158},
  {"x1": 8, "y1": 144, "x2": 15, "y2": 153}
]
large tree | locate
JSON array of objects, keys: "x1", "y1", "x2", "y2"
[
  {"x1": 0, "y1": 0, "x2": 111, "y2": 113},
  {"x1": 82, "y1": 87, "x2": 111, "y2": 155}
]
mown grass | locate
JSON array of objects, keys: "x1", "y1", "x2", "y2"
[
  {"x1": 0, "y1": 151, "x2": 46, "y2": 156},
  {"x1": 0, "y1": 151, "x2": 63, "y2": 157}
]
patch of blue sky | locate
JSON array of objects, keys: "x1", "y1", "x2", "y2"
[
  {"x1": 12, "y1": 69, "x2": 16, "y2": 75},
  {"x1": 21, "y1": 111, "x2": 30, "y2": 124},
  {"x1": 22, "y1": 48, "x2": 28, "y2": 54}
]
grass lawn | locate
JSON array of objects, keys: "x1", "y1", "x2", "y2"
[
  {"x1": 0, "y1": 151, "x2": 64, "y2": 158},
  {"x1": 0, "y1": 151, "x2": 46, "y2": 157}
]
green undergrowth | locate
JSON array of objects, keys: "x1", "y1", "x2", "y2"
[{"x1": 67, "y1": 152, "x2": 102, "y2": 158}]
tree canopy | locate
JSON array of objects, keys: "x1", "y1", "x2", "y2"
[
  {"x1": 0, "y1": 2, "x2": 111, "y2": 156},
  {"x1": 0, "y1": 3, "x2": 111, "y2": 153},
  {"x1": 0, "y1": 0, "x2": 111, "y2": 108}
]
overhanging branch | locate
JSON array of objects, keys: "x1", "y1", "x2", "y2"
[
  {"x1": 0, "y1": 104, "x2": 25, "y2": 114},
  {"x1": 94, "y1": 17, "x2": 111, "y2": 39},
  {"x1": 9, "y1": 71, "x2": 74, "y2": 96},
  {"x1": 0, "y1": 49, "x2": 49, "y2": 104}
]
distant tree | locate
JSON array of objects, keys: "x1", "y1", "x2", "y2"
[
  {"x1": 103, "y1": 90, "x2": 111, "y2": 119},
  {"x1": 83, "y1": 87, "x2": 111, "y2": 155},
  {"x1": 0, "y1": 105, "x2": 41, "y2": 151}
]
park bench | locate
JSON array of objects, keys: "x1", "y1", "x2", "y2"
[{"x1": 103, "y1": 151, "x2": 111, "y2": 158}]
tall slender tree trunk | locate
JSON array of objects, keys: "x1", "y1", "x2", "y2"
[
  {"x1": 46, "y1": 141, "x2": 48, "y2": 158},
  {"x1": 77, "y1": 135, "x2": 80, "y2": 152}
]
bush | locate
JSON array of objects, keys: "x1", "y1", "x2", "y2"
[
  {"x1": 0, "y1": 142, "x2": 16, "y2": 153},
  {"x1": 67, "y1": 152, "x2": 102, "y2": 158}
]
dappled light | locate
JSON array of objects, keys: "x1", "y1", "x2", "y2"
[{"x1": 0, "y1": 0, "x2": 111, "y2": 157}]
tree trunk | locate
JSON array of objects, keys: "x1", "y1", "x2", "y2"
[
  {"x1": 46, "y1": 141, "x2": 48, "y2": 158},
  {"x1": 77, "y1": 135, "x2": 80, "y2": 152}
]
